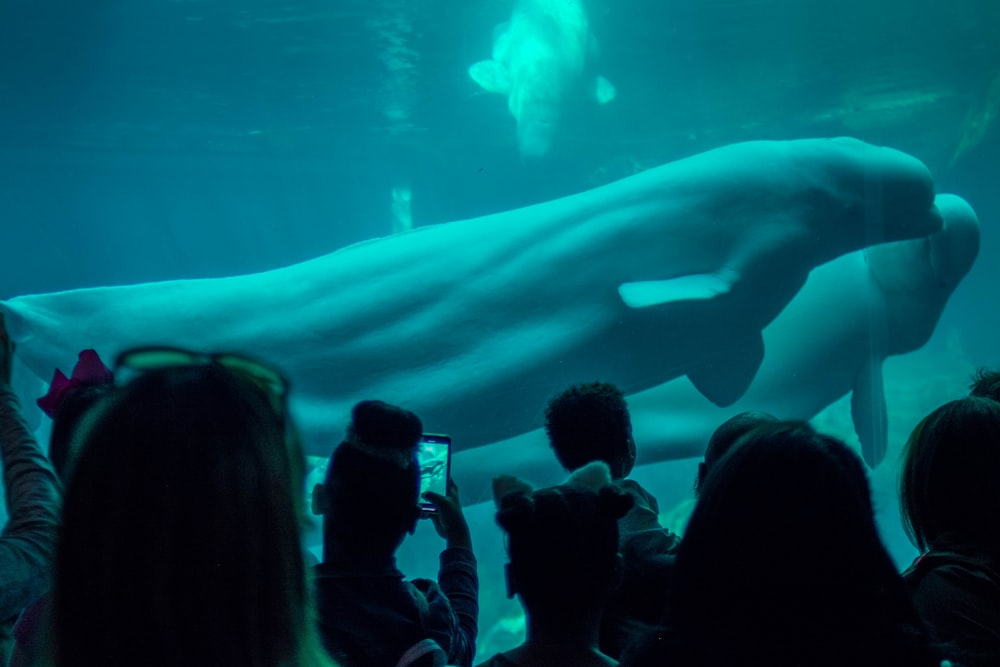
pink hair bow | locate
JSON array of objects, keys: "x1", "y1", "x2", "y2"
[{"x1": 36, "y1": 349, "x2": 114, "y2": 419}]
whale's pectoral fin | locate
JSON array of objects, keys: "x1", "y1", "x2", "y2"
[
  {"x1": 618, "y1": 271, "x2": 736, "y2": 309},
  {"x1": 591, "y1": 75, "x2": 617, "y2": 105},
  {"x1": 686, "y1": 330, "x2": 765, "y2": 407},
  {"x1": 851, "y1": 359, "x2": 889, "y2": 467},
  {"x1": 469, "y1": 60, "x2": 512, "y2": 96}
]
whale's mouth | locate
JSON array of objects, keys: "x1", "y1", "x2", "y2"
[
  {"x1": 925, "y1": 196, "x2": 980, "y2": 287},
  {"x1": 907, "y1": 201, "x2": 944, "y2": 239}
]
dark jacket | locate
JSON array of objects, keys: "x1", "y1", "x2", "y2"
[
  {"x1": 600, "y1": 479, "x2": 680, "y2": 659},
  {"x1": 315, "y1": 546, "x2": 478, "y2": 667},
  {"x1": 904, "y1": 535, "x2": 1000, "y2": 667}
]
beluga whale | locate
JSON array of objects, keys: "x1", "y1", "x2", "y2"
[
  {"x1": 453, "y1": 193, "x2": 980, "y2": 500},
  {"x1": 468, "y1": 0, "x2": 617, "y2": 158},
  {"x1": 1, "y1": 139, "x2": 942, "y2": 457}
]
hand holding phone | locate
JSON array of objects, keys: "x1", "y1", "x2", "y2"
[{"x1": 422, "y1": 478, "x2": 472, "y2": 550}]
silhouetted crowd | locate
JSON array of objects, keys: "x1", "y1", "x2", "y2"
[{"x1": 0, "y1": 310, "x2": 997, "y2": 667}]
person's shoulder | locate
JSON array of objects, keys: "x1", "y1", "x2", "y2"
[
  {"x1": 616, "y1": 477, "x2": 655, "y2": 499},
  {"x1": 615, "y1": 478, "x2": 660, "y2": 512},
  {"x1": 905, "y1": 543, "x2": 1000, "y2": 585}
]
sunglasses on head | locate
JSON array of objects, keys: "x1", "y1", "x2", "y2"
[{"x1": 113, "y1": 346, "x2": 289, "y2": 414}]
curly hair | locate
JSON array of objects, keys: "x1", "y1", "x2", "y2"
[
  {"x1": 543, "y1": 382, "x2": 633, "y2": 477},
  {"x1": 968, "y1": 367, "x2": 1000, "y2": 402}
]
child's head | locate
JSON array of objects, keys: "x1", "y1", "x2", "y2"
[
  {"x1": 497, "y1": 477, "x2": 633, "y2": 614},
  {"x1": 318, "y1": 400, "x2": 424, "y2": 558},
  {"x1": 544, "y1": 382, "x2": 635, "y2": 479}
]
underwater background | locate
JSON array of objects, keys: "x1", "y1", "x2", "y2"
[{"x1": 1, "y1": 0, "x2": 998, "y2": 658}]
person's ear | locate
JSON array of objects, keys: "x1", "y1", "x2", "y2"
[
  {"x1": 621, "y1": 430, "x2": 637, "y2": 477},
  {"x1": 311, "y1": 483, "x2": 328, "y2": 516},
  {"x1": 504, "y1": 563, "x2": 517, "y2": 600}
]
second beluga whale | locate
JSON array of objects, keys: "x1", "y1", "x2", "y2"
[
  {"x1": 469, "y1": 0, "x2": 617, "y2": 158},
  {"x1": 1, "y1": 138, "x2": 942, "y2": 456},
  {"x1": 452, "y1": 193, "x2": 980, "y2": 501}
]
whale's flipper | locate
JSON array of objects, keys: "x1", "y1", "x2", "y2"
[
  {"x1": 592, "y1": 75, "x2": 616, "y2": 105},
  {"x1": 469, "y1": 60, "x2": 512, "y2": 96},
  {"x1": 851, "y1": 359, "x2": 889, "y2": 467},
  {"x1": 687, "y1": 330, "x2": 765, "y2": 407},
  {"x1": 618, "y1": 271, "x2": 736, "y2": 309}
]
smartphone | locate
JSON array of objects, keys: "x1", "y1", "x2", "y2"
[{"x1": 417, "y1": 433, "x2": 452, "y2": 514}]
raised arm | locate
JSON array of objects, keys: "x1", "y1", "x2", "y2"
[{"x1": 0, "y1": 311, "x2": 62, "y2": 620}]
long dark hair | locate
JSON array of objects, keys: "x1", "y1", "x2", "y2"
[
  {"x1": 899, "y1": 396, "x2": 1000, "y2": 553},
  {"x1": 52, "y1": 363, "x2": 331, "y2": 667},
  {"x1": 626, "y1": 422, "x2": 940, "y2": 667}
]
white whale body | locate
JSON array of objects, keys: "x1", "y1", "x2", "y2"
[
  {"x1": 1, "y1": 138, "x2": 941, "y2": 457},
  {"x1": 469, "y1": 0, "x2": 617, "y2": 158},
  {"x1": 453, "y1": 193, "x2": 979, "y2": 501}
]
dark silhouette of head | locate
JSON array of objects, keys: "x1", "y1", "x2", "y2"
[
  {"x1": 635, "y1": 421, "x2": 938, "y2": 666},
  {"x1": 316, "y1": 400, "x2": 423, "y2": 561},
  {"x1": 48, "y1": 383, "x2": 115, "y2": 482},
  {"x1": 696, "y1": 410, "x2": 778, "y2": 494},
  {"x1": 53, "y1": 362, "x2": 326, "y2": 667},
  {"x1": 968, "y1": 367, "x2": 1000, "y2": 402},
  {"x1": 544, "y1": 382, "x2": 636, "y2": 479},
  {"x1": 900, "y1": 396, "x2": 1000, "y2": 553},
  {"x1": 498, "y1": 482, "x2": 633, "y2": 617}
]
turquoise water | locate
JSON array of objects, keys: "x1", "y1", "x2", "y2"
[{"x1": 1, "y1": 0, "x2": 999, "y2": 658}]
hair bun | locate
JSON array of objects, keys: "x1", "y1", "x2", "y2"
[
  {"x1": 351, "y1": 400, "x2": 422, "y2": 451},
  {"x1": 598, "y1": 486, "x2": 634, "y2": 520},
  {"x1": 496, "y1": 490, "x2": 535, "y2": 534}
]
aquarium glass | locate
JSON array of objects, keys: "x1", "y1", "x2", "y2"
[{"x1": 1, "y1": 0, "x2": 998, "y2": 658}]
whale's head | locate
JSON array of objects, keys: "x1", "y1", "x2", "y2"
[
  {"x1": 789, "y1": 138, "x2": 944, "y2": 258},
  {"x1": 868, "y1": 193, "x2": 980, "y2": 353},
  {"x1": 926, "y1": 194, "x2": 980, "y2": 290}
]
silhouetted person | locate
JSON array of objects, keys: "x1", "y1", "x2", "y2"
[
  {"x1": 478, "y1": 463, "x2": 633, "y2": 667},
  {"x1": 312, "y1": 400, "x2": 478, "y2": 667},
  {"x1": 624, "y1": 421, "x2": 945, "y2": 667},
  {"x1": 900, "y1": 396, "x2": 1000, "y2": 667},
  {"x1": 696, "y1": 410, "x2": 778, "y2": 494},
  {"x1": 51, "y1": 348, "x2": 335, "y2": 667},
  {"x1": 544, "y1": 381, "x2": 679, "y2": 658},
  {"x1": 11, "y1": 349, "x2": 116, "y2": 667}
]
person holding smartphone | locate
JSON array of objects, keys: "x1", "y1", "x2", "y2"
[{"x1": 311, "y1": 400, "x2": 479, "y2": 667}]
